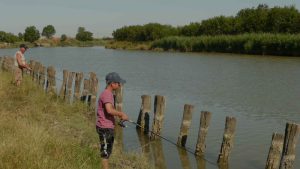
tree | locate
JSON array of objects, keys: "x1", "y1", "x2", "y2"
[
  {"x1": 24, "y1": 26, "x2": 40, "y2": 43},
  {"x1": 18, "y1": 32, "x2": 24, "y2": 40},
  {"x1": 60, "y1": 34, "x2": 67, "y2": 42},
  {"x1": 0, "y1": 31, "x2": 19, "y2": 43},
  {"x1": 42, "y1": 25, "x2": 56, "y2": 38},
  {"x1": 75, "y1": 27, "x2": 93, "y2": 41}
]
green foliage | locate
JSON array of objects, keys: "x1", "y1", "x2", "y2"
[
  {"x1": 112, "y1": 23, "x2": 178, "y2": 42},
  {"x1": 113, "y1": 4, "x2": 300, "y2": 42},
  {"x1": 60, "y1": 34, "x2": 67, "y2": 42},
  {"x1": 42, "y1": 25, "x2": 56, "y2": 39},
  {"x1": 75, "y1": 27, "x2": 93, "y2": 41},
  {"x1": 24, "y1": 26, "x2": 40, "y2": 43},
  {"x1": 18, "y1": 32, "x2": 24, "y2": 41},
  {"x1": 178, "y1": 22, "x2": 201, "y2": 36},
  {"x1": 151, "y1": 34, "x2": 300, "y2": 56},
  {"x1": 0, "y1": 31, "x2": 20, "y2": 43}
]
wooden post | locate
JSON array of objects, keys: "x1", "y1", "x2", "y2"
[
  {"x1": 59, "y1": 70, "x2": 69, "y2": 100},
  {"x1": 218, "y1": 116, "x2": 237, "y2": 165},
  {"x1": 74, "y1": 72, "x2": 83, "y2": 101},
  {"x1": 30, "y1": 60, "x2": 36, "y2": 81},
  {"x1": 33, "y1": 62, "x2": 40, "y2": 83},
  {"x1": 177, "y1": 104, "x2": 194, "y2": 147},
  {"x1": 150, "y1": 95, "x2": 166, "y2": 140},
  {"x1": 0, "y1": 56, "x2": 3, "y2": 71},
  {"x1": 279, "y1": 123, "x2": 300, "y2": 169},
  {"x1": 136, "y1": 95, "x2": 151, "y2": 134},
  {"x1": 265, "y1": 133, "x2": 284, "y2": 169},
  {"x1": 89, "y1": 72, "x2": 98, "y2": 111},
  {"x1": 81, "y1": 78, "x2": 90, "y2": 103},
  {"x1": 38, "y1": 64, "x2": 46, "y2": 88},
  {"x1": 195, "y1": 156, "x2": 206, "y2": 169},
  {"x1": 195, "y1": 111, "x2": 212, "y2": 156},
  {"x1": 46, "y1": 66, "x2": 56, "y2": 95},
  {"x1": 66, "y1": 72, "x2": 75, "y2": 103},
  {"x1": 3, "y1": 56, "x2": 14, "y2": 72},
  {"x1": 114, "y1": 85, "x2": 123, "y2": 112}
]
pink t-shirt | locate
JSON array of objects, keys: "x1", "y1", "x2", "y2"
[{"x1": 96, "y1": 89, "x2": 115, "y2": 129}]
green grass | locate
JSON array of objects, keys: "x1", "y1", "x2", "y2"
[{"x1": 0, "y1": 71, "x2": 151, "y2": 169}]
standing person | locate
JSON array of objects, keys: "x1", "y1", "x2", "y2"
[
  {"x1": 96, "y1": 72, "x2": 129, "y2": 169},
  {"x1": 14, "y1": 44, "x2": 31, "y2": 86}
]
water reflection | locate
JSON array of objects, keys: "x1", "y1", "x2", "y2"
[{"x1": 177, "y1": 147, "x2": 192, "y2": 169}]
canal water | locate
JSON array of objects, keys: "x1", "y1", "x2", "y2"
[{"x1": 1, "y1": 47, "x2": 300, "y2": 169}]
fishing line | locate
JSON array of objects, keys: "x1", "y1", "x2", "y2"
[{"x1": 118, "y1": 120, "x2": 219, "y2": 167}]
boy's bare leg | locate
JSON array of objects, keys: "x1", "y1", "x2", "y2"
[{"x1": 102, "y1": 159, "x2": 109, "y2": 169}]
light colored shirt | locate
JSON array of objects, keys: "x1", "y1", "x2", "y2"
[
  {"x1": 96, "y1": 89, "x2": 115, "y2": 129},
  {"x1": 14, "y1": 51, "x2": 25, "y2": 67}
]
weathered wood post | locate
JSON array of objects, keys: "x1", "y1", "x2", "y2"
[
  {"x1": 218, "y1": 116, "x2": 237, "y2": 165},
  {"x1": 113, "y1": 82, "x2": 124, "y2": 153},
  {"x1": 136, "y1": 95, "x2": 151, "y2": 134},
  {"x1": 33, "y1": 62, "x2": 40, "y2": 83},
  {"x1": 195, "y1": 111, "x2": 212, "y2": 156},
  {"x1": 66, "y1": 72, "x2": 75, "y2": 103},
  {"x1": 150, "y1": 95, "x2": 166, "y2": 140},
  {"x1": 177, "y1": 104, "x2": 194, "y2": 147},
  {"x1": 29, "y1": 60, "x2": 36, "y2": 81},
  {"x1": 89, "y1": 72, "x2": 98, "y2": 111},
  {"x1": 59, "y1": 70, "x2": 69, "y2": 100},
  {"x1": 46, "y1": 66, "x2": 56, "y2": 95},
  {"x1": 81, "y1": 78, "x2": 90, "y2": 103},
  {"x1": 195, "y1": 156, "x2": 206, "y2": 169},
  {"x1": 74, "y1": 72, "x2": 83, "y2": 101},
  {"x1": 38, "y1": 64, "x2": 46, "y2": 88},
  {"x1": 0, "y1": 56, "x2": 3, "y2": 71},
  {"x1": 114, "y1": 85, "x2": 123, "y2": 112},
  {"x1": 136, "y1": 129, "x2": 151, "y2": 160},
  {"x1": 265, "y1": 133, "x2": 284, "y2": 169},
  {"x1": 279, "y1": 123, "x2": 300, "y2": 169},
  {"x1": 3, "y1": 56, "x2": 14, "y2": 72}
]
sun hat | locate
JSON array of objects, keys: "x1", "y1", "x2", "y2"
[{"x1": 105, "y1": 72, "x2": 126, "y2": 84}]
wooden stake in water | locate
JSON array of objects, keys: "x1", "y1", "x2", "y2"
[
  {"x1": 0, "y1": 56, "x2": 3, "y2": 71},
  {"x1": 279, "y1": 123, "x2": 300, "y2": 169},
  {"x1": 137, "y1": 95, "x2": 151, "y2": 134},
  {"x1": 74, "y1": 72, "x2": 83, "y2": 101},
  {"x1": 265, "y1": 133, "x2": 284, "y2": 169},
  {"x1": 59, "y1": 70, "x2": 69, "y2": 100},
  {"x1": 33, "y1": 62, "x2": 40, "y2": 83},
  {"x1": 218, "y1": 116, "x2": 237, "y2": 165},
  {"x1": 177, "y1": 104, "x2": 194, "y2": 147},
  {"x1": 150, "y1": 95, "x2": 166, "y2": 140},
  {"x1": 195, "y1": 111, "x2": 212, "y2": 156}
]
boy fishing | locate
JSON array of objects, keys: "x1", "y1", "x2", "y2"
[{"x1": 96, "y1": 72, "x2": 129, "y2": 169}]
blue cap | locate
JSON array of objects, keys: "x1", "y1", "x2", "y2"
[{"x1": 105, "y1": 72, "x2": 126, "y2": 84}]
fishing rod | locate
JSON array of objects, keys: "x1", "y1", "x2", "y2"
[{"x1": 118, "y1": 120, "x2": 219, "y2": 167}]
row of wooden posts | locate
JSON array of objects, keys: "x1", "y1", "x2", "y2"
[{"x1": 1, "y1": 56, "x2": 299, "y2": 169}]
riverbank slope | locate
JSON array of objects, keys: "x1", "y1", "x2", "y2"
[{"x1": 0, "y1": 71, "x2": 151, "y2": 169}]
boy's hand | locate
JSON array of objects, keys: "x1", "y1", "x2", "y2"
[{"x1": 121, "y1": 113, "x2": 129, "y2": 121}]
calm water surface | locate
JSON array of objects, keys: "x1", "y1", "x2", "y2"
[{"x1": 1, "y1": 47, "x2": 300, "y2": 169}]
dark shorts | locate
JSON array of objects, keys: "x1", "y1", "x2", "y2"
[{"x1": 96, "y1": 126, "x2": 114, "y2": 159}]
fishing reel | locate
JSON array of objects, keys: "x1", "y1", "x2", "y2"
[{"x1": 118, "y1": 120, "x2": 127, "y2": 128}]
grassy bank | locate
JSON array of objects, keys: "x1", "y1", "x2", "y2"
[
  {"x1": 104, "y1": 40, "x2": 152, "y2": 50},
  {"x1": 0, "y1": 71, "x2": 150, "y2": 169},
  {"x1": 151, "y1": 34, "x2": 300, "y2": 56}
]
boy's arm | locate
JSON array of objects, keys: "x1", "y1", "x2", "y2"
[{"x1": 105, "y1": 103, "x2": 128, "y2": 120}]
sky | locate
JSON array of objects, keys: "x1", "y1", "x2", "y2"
[{"x1": 0, "y1": 0, "x2": 299, "y2": 38}]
